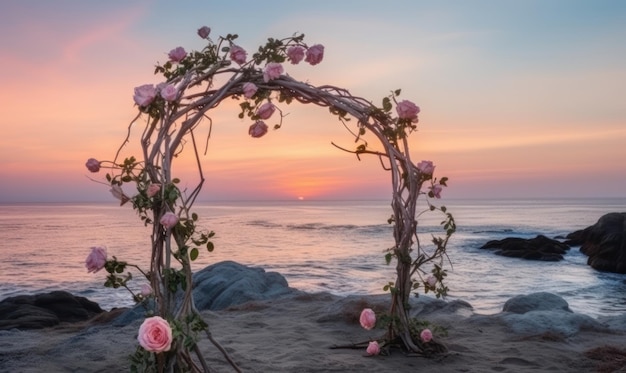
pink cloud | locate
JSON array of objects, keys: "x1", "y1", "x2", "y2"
[{"x1": 62, "y1": 5, "x2": 147, "y2": 63}]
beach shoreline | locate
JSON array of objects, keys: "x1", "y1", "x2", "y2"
[{"x1": 1, "y1": 290, "x2": 625, "y2": 372}]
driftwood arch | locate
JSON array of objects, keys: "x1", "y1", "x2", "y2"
[{"x1": 94, "y1": 30, "x2": 454, "y2": 372}]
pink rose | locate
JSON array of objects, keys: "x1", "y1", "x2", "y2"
[
  {"x1": 160, "y1": 212, "x2": 179, "y2": 229},
  {"x1": 305, "y1": 44, "x2": 324, "y2": 65},
  {"x1": 286, "y1": 45, "x2": 305, "y2": 64},
  {"x1": 140, "y1": 284, "x2": 152, "y2": 297},
  {"x1": 396, "y1": 100, "x2": 420, "y2": 122},
  {"x1": 366, "y1": 341, "x2": 380, "y2": 355},
  {"x1": 430, "y1": 184, "x2": 443, "y2": 199},
  {"x1": 137, "y1": 316, "x2": 173, "y2": 353},
  {"x1": 248, "y1": 121, "x2": 268, "y2": 138},
  {"x1": 242, "y1": 82, "x2": 258, "y2": 99},
  {"x1": 85, "y1": 246, "x2": 107, "y2": 273},
  {"x1": 168, "y1": 46, "x2": 187, "y2": 63},
  {"x1": 417, "y1": 160, "x2": 435, "y2": 175},
  {"x1": 110, "y1": 185, "x2": 130, "y2": 205},
  {"x1": 85, "y1": 158, "x2": 100, "y2": 173},
  {"x1": 133, "y1": 84, "x2": 157, "y2": 107},
  {"x1": 263, "y1": 62, "x2": 283, "y2": 83},
  {"x1": 147, "y1": 183, "x2": 161, "y2": 198},
  {"x1": 256, "y1": 102, "x2": 276, "y2": 120},
  {"x1": 197, "y1": 26, "x2": 211, "y2": 39},
  {"x1": 359, "y1": 308, "x2": 376, "y2": 330},
  {"x1": 160, "y1": 84, "x2": 178, "y2": 102},
  {"x1": 230, "y1": 45, "x2": 247, "y2": 65},
  {"x1": 426, "y1": 275, "x2": 437, "y2": 287},
  {"x1": 420, "y1": 328, "x2": 433, "y2": 343}
]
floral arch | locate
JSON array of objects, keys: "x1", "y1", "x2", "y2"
[{"x1": 85, "y1": 27, "x2": 454, "y2": 372}]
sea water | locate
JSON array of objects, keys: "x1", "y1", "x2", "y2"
[{"x1": 1, "y1": 198, "x2": 625, "y2": 317}]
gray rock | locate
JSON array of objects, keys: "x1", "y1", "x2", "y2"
[
  {"x1": 499, "y1": 292, "x2": 607, "y2": 337},
  {"x1": 192, "y1": 261, "x2": 295, "y2": 310},
  {"x1": 479, "y1": 235, "x2": 570, "y2": 261},
  {"x1": 0, "y1": 291, "x2": 103, "y2": 330},
  {"x1": 597, "y1": 313, "x2": 626, "y2": 332},
  {"x1": 566, "y1": 212, "x2": 626, "y2": 273},
  {"x1": 502, "y1": 292, "x2": 571, "y2": 314},
  {"x1": 499, "y1": 310, "x2": 606, "y2": 336},
  {"x1": 111, "y1": 261, "x2": 296, "y2": 326}
]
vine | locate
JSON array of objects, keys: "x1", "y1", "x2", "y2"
[{"x1": 85, "y1": 25, "x2": 454, "y2": 371}]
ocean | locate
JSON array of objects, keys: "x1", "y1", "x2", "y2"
[{"x1": 1, "y1": 198, "x2": 625, "y2": 318}]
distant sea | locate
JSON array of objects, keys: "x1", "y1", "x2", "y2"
[{"x1": 1, "y1": 198, "x2": 625, "y2": 318}]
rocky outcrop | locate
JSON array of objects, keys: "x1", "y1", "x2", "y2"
[
  {"x1": 565, "y1": 212, "x2": 626, "y2": 274},
  {"x1": 0, "y1": 291, "x2": 103, "y2": 330},
  {"x1": 496, "y1": 292, "x2": 606, "y2": 336},
  {"x1": 192, "y1": 261, "x2": 296, "y2": 310},
  {"x1": 112, "y1": 261, "x2": 296, "y2": 326},
  {"x1": 479, "y1": 235, "x2": 570, "y2": 261}
]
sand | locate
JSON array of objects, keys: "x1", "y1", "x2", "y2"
[{"x1": 1, "y1": 292, "x2": 625, "y2": 373}]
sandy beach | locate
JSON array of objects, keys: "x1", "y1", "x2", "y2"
[{"x1": 1, "y1": 291, "x2": 625, "y2": 373}]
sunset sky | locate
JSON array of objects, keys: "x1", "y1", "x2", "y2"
[{"x1": 1, "y1": 1, "x2": 625, "y2": 202}]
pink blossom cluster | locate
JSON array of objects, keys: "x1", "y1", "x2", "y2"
[
  {"x1": 160, "y1": 211, "x2": 179, "y2": 229},
  {"x1": 286, "y1": 44, "x2": 325, "y2": 65},
  {"x1": 197, "y1": 26, "x2": 211, "y2": 39},
  {"x1": 396, "y1": 100, "x2": 420, "y2": 123},
  {"x1": 366, "y1": 341, "x2": 380, "y2": 355},
  {"x1": 137, "y1": 316, "x2": 173, "y2": 353},
  {"x1": 85, "y1": 246, "x2": 107, "y2": 273},
  {"x1": 168, "y1": 47, "x2": 187, "y2": 63},
  {"x1": 146, "y1": 183, "x2": 161, "y2": 198},
  {"x1": 242, "y1": 82, "x2": 258, "y2": 99},
  {"x1": 132, "y1": 82, "x2": 179, "y2": 107},
  {"x1": 85, "y1": 158, "x2": 100, "y2": 173},
  {"x1": 230, "y1": 45, "x2": 247, "y2": 65},
  {"x1": 263, "y1": 62, "x2": 283, "y2": 83},
  {"x1": 359, "y1": 309, "x2": 380, "y2": 355},
  {"x1": 359, "y1": 308, "x2": 376, "y2": 330},
  {"x1": 430, "y1": 184, "x2": 443, "y2": 199},
  {"x1": 249, "y1": 121, "x2": 268, "y2": 138},
  {"x1": 417, "y1": 160, "x2": 435, "y2": 175}
]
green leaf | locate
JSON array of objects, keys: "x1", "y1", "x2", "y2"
[
  {"x1": 190, "y1": 248, "x2": 199, "y2": 261},
  {"x1": 172, "y1": 178, "x2": 180, "y2": 184},
  {"x1": 382, "y1": 97, "x2": 392, "y2": 112},
  {"x1": 385, "y1": 252, "x2": 392, "y2": 265},
  {"x1": 394, "y1": 89, "x2": 401, "y2": 96},
  {"x1": 192, "y1": 213, "x2": 198, "y2": 221},
  {"x1": 207, "y1": 241, "x2": 214, "y2": 252}
]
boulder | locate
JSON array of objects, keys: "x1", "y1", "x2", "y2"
[
  {"x1": 565, "y1": 212, "x2": 626, "y2": 274},
  {"x1": 112, "y1": 261, "x2": 296, "y2": 326},
  {"x1": 498, "y1": 292, "x2": 606, "y2": 337},
  {"x1": 0, "y1": 291, "x2": 103, "y2": 330},
  {"x1": 503, "y1": 292, "x2": 571, "y2": 314},
  {"x1": 192, "y1": 261, "x2": 296, "y2": 310},
  {"x1": 479, "y1": 235, "x2": 569, "y2": 261}
]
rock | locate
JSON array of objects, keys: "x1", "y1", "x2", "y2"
[
  {"x1": 192, "y1": 261, "x2": 296, "y2": 310},
  {"x1": 112, "y1": 261, "x2": 296, "y2": 326},
  {"x1": 565, "y1": 212, "x2": 626, "y2": 274},
  {"x1": 0, "y1": 291, "x2": 103, "y2": 330},
  {"x1": 503, "y1": 292, "x2": 571, "y2": 314},
  {"x1": 479, "y1": 235, "x2": 570, "y2": 261},
  {"x1": 498, "y1": 293, "x2": 607, "y2": 336}
]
